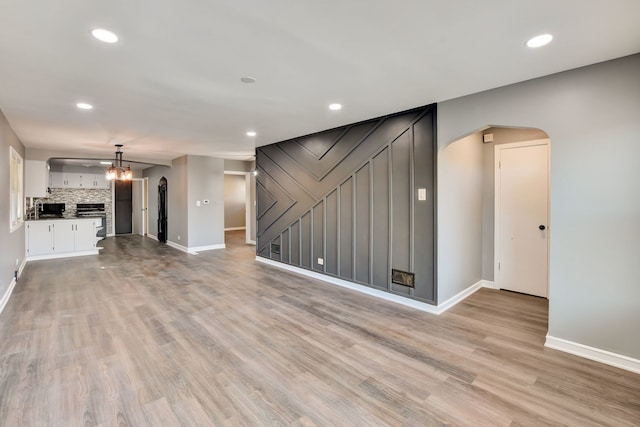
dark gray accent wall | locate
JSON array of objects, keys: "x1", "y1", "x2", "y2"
[{"x1": 257, "y1": 105, "x2": 437, "y2": 304}]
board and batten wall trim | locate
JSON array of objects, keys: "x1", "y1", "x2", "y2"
[{"x1": 256, "y1": 105, "x2": 437, "y2": 304}]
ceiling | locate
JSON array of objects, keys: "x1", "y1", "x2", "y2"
[{"x1": 1, "y1": 1, "x2": 639, "y2": 163}]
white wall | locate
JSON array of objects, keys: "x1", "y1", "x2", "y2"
[
  {"x1": 438, "y1": 54, "x2": 640, "y2": 359},
  {"x1": 437, "y1": 132, "x2": 484, "y2": 302}
]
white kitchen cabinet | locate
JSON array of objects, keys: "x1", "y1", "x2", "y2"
[
  {"x1": 25, "y1": 160, "x2": 50, "y2": 197},
  {"x1": 26, "y1": 219, "x2": 101, "y2": 259},
  {"x1": 49, "y1": 172, "x2": 110, "y2": 189},
  {"x1": 53, "y1": 221, "x2": 76, "y2": 253},
  {"x1": 74, "y1": 220, "x2": 99, "y2": 251},
  {"x1": 49, "y1": 172, "x2": 78, "y2": 188},
  {"x1": 25, "y1": 221, "x2": 54, "y2": 256},
  {"x1": 49, "y1": 172, "x2": 65, "y2": 188},
  {"x1": 94, "y1": 173, "x2": 110, "y2": 189}
]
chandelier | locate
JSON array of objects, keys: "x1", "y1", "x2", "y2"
[{"x1": 105, "y1": 144, "x2": 133, "y2": 181}]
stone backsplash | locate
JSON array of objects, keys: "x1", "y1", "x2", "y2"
[{"x1": 29, "y1": 188, "x2": 113, "y2": 234}]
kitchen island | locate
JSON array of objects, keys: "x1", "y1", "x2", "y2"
[{"x1": 25, "y1": 218, "x2": 103, "y2": 260}]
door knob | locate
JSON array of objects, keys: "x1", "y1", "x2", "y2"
[{"x1": 539, "y1": 225, "x2": 546, "y2": 230}]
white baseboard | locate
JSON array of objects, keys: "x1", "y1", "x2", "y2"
[
  {"x1": 18, "y1": 257, "x2": 27, "y2": 278},
  {"x1": 189, "y1": 244, "x2": 225, "y2": 254},
  {"x1": 255, "y1": 258, "x2": 500, "y2": 316},
  {"x1": 166, "y1": 240, "x2": 190, "y2": 254},
  {"x1": 147, "y1": 233, "x2": 158, "y2": 241},
  {"x1": 224, "y1": 227, "x2": 246, "y2": 231},
  {"x1": 480, "y1": 280, "x2": 499, "y2": 289},
  {"x1": 107, "y1": 233, "x2": 115, "y2": 237},
  {"x1": 246, "y1": 239, "x2": 256, "y2": 245},
  {"x1": 0, "y1": 277, "x2": 17, "y2": 315},
  {"x1": 26, "y1": 249, "x2": 100, "y2": 262},
  {"x1": 256, "y1": 257, "x2": 442, "y2": 315},
  {"x1": 545, "y1": 335, "x2": 640, "y2": 374},
  {"x1": 435, "y1": 281, "x2": 486, "y2": 314}
]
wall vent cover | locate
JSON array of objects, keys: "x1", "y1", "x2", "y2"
[
  {"x1": 270, "y1": 243, "x2": 281, "y2": 255},
  {"x1": 391, "y1": 269, "x2": 415, "y2": 288}
]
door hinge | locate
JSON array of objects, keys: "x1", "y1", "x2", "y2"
[
  {"x1": 499, "y1": 161, "x2": 501, "y2": 169},
  {"x1": 498, "y1": 262, "x2": 501, "y2": 271}
]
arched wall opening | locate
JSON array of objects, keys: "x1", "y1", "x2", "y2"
[{"x1": 437, "y1": 125, "x2": 550, "y2": 305}]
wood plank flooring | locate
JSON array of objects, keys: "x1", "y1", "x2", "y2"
[{"x1": 0, "y1": 231, "x2": 638, "y2": 426}]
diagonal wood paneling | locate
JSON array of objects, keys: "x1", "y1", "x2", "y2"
[{"x1": 257, "y1": 105, "x2": 437, "y2": 304}]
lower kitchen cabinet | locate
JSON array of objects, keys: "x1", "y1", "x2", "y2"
[{"x1": 26, "y1": 219, "x2": 101, "y2": 259}]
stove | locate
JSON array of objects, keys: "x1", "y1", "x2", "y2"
[{"x1": 76, "y1": 203, "x2": 106, "y2": 217}]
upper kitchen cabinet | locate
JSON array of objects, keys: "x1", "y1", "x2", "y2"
[
  {"x1": 25, "y1": 160, "x2": 50, "y2": 197},
  {"x1": 49, "y1": 172, "x2": 110, "y2": 189}
]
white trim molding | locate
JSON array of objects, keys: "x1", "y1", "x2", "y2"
[
  {"x1": 166, "y1": 240, "x2": 190, "y2": 253},
  {"x1": 545, "y1": 335, "x2": 640, "y2": 374},
  {"x1": 224, "y1": 227, "x2": 246, "y2": 231},
  {"x1": 0, "y1": 278, "x2": 17, "y2": 315},
  {"x1": 166, "y1": 240, "x2": 226, "y2": 255},
  {"x1": 189, "y1": 244, "x2": 225, "y2": 254},
  {"x1": 256, "y1": 257, "x2": 443, "y2": 314},
  {"x1": 18, "y1": 257, "x2": 27, "y2": 278},
  {"x1": 256, "y1": 258, "x2": 500, "y2": 315},
  {"x1": 26, "y1": 249, "x2": 101, "y2": 262},
  {"x1": 246, "y1": 239, "x2": 256, "y2": 245},
  {"x1": 147, "y1": 234, "x2": 158, "y2": 241}
]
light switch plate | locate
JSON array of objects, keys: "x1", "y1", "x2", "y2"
[
  {"x1": 317, "y1": 258, "x2": 324, "y2": 265},
  {"x1": 418, "y1": 188, "x2": 427, "y2": 201}
]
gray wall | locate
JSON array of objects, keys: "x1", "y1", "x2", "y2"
[
  {"x1": 143, "y1": 155, "x2": 225, "y2": 249},
  {"x1": 256, "y1": 106, "x2": 436, "y2": 303},
  {"x1": 187, "y1": 155, "x2": 225, "y2": 247},
  {"x1": 437, "y1": 132, "x2": 484, "y2": 299},
  {"x1": 0, "y1": 109, "x2": 26, "y2": 299},
  {"x1": 142, "y1": 165, "x2": 171, "y2": 239},
  {"x1": 224, "y1": 174, "x2": 246, "y2": 229},
  {"x1": 481, "y1": 127, "x2": 549, "y2": 280},
  {"x1": 438, "y1": 54, "x2": 640, "y2": 359}
]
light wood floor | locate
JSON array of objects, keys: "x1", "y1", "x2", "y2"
[{"x1": 1, "y1": 231, "x2": 638, "y2": 426}]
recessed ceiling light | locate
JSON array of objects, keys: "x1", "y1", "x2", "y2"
[
  {"x1": 91, "y1": 28, "x2": 119, "y2": 44},
  {"x1": 246, "y1": 131, "x2": 257, "y2": 137},
  {"x1": 100, "y1": 161, "x2": 112, "y2": 165},
  {"x1": 241, "y1": 77, "x2": 256, "y2": 84},
  {"x1": 76, "y1": 102, "x2": 93, "y2": 110},
  {"x1": 526, "y1": 34, "x2": 553, "y2": 48},
  {"x1": 329, "y1": 103, "x2": 342, "y2": 111}
]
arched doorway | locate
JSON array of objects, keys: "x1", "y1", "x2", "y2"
[{"x1": 158, "y1": 177, "x2": 168, "y2": 242}]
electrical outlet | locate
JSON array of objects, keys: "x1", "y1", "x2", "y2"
[
  {"x1": 177, "y1": 235, "x2": 181, "y2": 240},
  {"x1": 317, "y1": 258, "x2": 324, "y2": 265}
]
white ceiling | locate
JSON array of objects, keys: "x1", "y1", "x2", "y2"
[{"x1": 1, "y1": 1, "x2": 639, "y2": 163}]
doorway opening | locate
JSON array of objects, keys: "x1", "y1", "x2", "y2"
[
  {"x1": 224, "y1": 171, "x2": 255, "y2": 245},
  {"x1": 114, "y1": 180, "x2": 132, "y2": 235},
  {"x1": 158, "y1": 177, "x2": 168, "y2": 242},
  {"x1": 441, "y1": 126, "x2": 550, "y2": 301}
]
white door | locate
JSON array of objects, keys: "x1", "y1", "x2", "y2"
[
  {"x1": 74, "y1": 220, "x2": 98, "y2": 251},
  {"x1": 131, "y1": 178, "x2": 147, "y2": 236},
  {"x1": 53, "y1": 222, "x2": 76, "y2": 253},
  {"x1": 132, "y1": 180, "x2": 142, "y2": 235},
  {"x1": 495, "y1": 140, "x2": 549, "y2": 298}
]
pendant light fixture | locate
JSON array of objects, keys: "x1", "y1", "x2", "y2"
[{"x1": 105, "y1": 144, "x2": 133, "y2": 181}]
